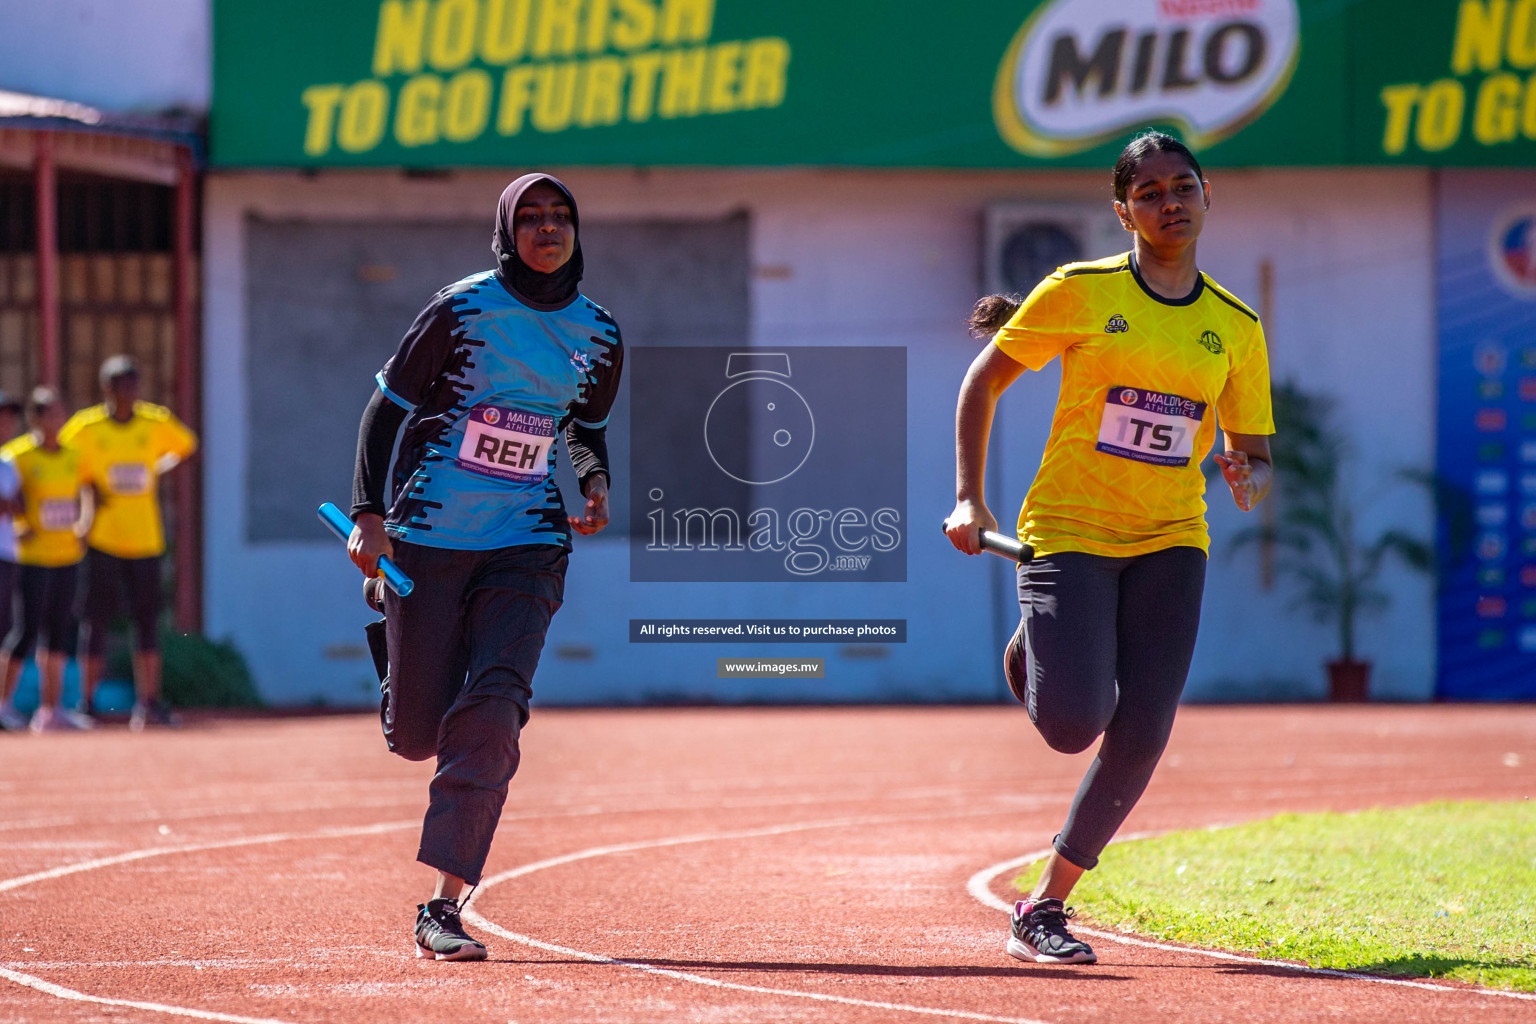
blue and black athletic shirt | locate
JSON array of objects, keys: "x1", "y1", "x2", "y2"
[{"x1": 374, "y1": 269, "x2": 622, "y2": 550}]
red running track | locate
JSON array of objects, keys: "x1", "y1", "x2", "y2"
[{"x1": 0, "y1": 705, "x2": 1533, "y2": 1023}]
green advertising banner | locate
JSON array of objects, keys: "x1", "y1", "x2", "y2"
[{"x1": 211, "y1": 0, "x2": 1536, "y2": 168}]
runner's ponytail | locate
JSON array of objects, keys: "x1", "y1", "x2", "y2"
[{"x1": 967, "y1": 293, "x2": 1023, "y2": 339}]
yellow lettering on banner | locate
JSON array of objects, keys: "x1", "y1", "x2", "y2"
[
  {"x1": 338, "y1": 80, "x2": 391, "y2": 151},
  {"x1": 1509, "y1": 0, "x2": 1536, "y2": 67},
  {"x1": 1524, "y1": 74, "x2": 1536, "y2": 136},
  {"x1": 626, "y1": 51, "x2": 663, "y2": 120},
  {"x1": 1452, "y1": 0, "x2": 1507, "y2": 74},
  {"x1": 584, "y1": 0, "x2": 613, "y2": 53},
  {"x1": 740, "y1": 37, "x2": 790, "y2": 109},
  {"x1": 578, "y1": 57, "x2": 626, "y2": 126},
  {"x1": 497, "y1": 65, "x2": 538, "y2": 134},
  {"x1": 301, "y1": 85, "x2": 345, "y2": 156},
  {"x1": 1379, "y1": 83, "x2": 1421, "y2": 155},
  {"x1": 374, "y1": 0, "x2": 429, "y2": 76},
  {"x1": 706, "y1": 41, "x2": 742, "y2": 112},
  {"x1": 443, "y1": 68, "x2": 493, "y2": 140},
  {"x1": 395, "y1": 73, "x2": 443, "y2": 146},
  {"x1": 481, "y1": 0, "x2": 532, "y2": 64},
  {"x1": 658, "y1": 47, "x2": 706, "y2": 118},
  {"x1": 611, "y1": 0, "x2": 657, "y2": 52},
  {"x1": 659, "y1": 0, "x2": 713, "y2": 45},
  {"x1": 533, "y1": 62, "x2": 578, "y2": 131},
  {"x1": 1416, "y1": 79, "x2": 1466, "y2": 151},
  {"x1": 534, "y1": 0, "x2": 582, "y2": 58},
  {"x1": 1475, "y1": 72, "x2": 1523, "y2": 142},
  {"x1": 429, "y1": 0, "x2": 479, "y2": 71}
]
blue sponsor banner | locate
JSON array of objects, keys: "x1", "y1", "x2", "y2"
[{"x1": 1436, "y1": 170, "x2": 1536, "y2": 699}]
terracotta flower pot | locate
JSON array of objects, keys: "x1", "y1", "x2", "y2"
[{"x1": 1326, "y1": 659, "x2": 1371, "y2": 702}]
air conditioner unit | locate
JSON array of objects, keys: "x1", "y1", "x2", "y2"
[{"x1": 983, "y1": 202, "x2": 1128, "y2": 297}]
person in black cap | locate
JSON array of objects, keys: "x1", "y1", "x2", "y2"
[
  {"x1": 60, "y1": 355, "x2": 197, "y2": 730},
  {"x1": 345, "y1": 174, "x2": 622, "y2": 960}
]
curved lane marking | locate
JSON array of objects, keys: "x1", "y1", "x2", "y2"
[
  {"x1": 0, "y1": 820, "x2": 418, "y2": 1022},
  {"x1": 0, "y1": 967, "x2": 293, "y2": 1024},
  {"x1": 0, "y1": 820, "x2": 418, "y2": 894},
  {"x1": 465, "y1": 811, "x2": 1061, "y2": 1024},
  {"x1": 0, "y1": 800, "x2": 1046, "y2": 1023},
  {"x1": 965, "y1": 847, "x2": 1536, "y2": 1003}
]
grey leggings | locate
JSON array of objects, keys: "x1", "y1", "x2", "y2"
[{"x1": 1005, "y1": 546, "x2": 1206, "y2": 870}]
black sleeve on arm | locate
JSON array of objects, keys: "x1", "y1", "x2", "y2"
[
  {"x1": 378, "y1": 286, "x2": 466, "y2": 410},
  {"x1": 566, "y1": 333, "x2": 624, "y2": 493},
  {"x1": 565, "y1": 422, "x2": 610, "y2": 492},
  {"x1": 351, "y1": 388, "x2": 407, "y2": 520}
]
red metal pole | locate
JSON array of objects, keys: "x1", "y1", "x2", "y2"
[
  {"x1": 172, "y1": 146, "x2": 202, "y2": 634},
  {"x1": 34, "y1": 132, "x2": 60, "y2": 388}
]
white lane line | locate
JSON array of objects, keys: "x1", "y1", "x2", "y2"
[
  {"x1": 0, "y1": 820, "x2": 417, "y2": 894},
  {"x1": 0, "y1": 967, "x2": 290, "y2": 1024},
  {"x1": 0, "y1": 819, "x2": 421, "y2": 1022},
  {"x1": 965, "y1": 847, "x2": 1536, "y2": 1003},
  {"x1": 464, "y1": 811, "x2": 1061, "y2": 1024}
]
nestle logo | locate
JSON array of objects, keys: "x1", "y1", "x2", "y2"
[{"x1": 1158, "y1": 0, "x2": 1263, "y2": 19}]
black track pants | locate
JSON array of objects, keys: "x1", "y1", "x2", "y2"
[
  {"x1": 0, "y1": 559, "x2": 15, "y2": 654},
  {"x1": 1005, "y1": 546, "x2": 1206, "y2": 870},
  {"x1": 377, "y1": 540, "x2": 566, "y2": 886},
  {"x1": 6, "y1": 562, "x2": 80, "y2": 659},
  {"x1": 78, "y1": 548, "x2": 161, "y2": 657}
]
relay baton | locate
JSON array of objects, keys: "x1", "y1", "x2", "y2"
[
  {"x1": 317, "y1": 502, "x2": 415, "y2": 597},
  {"x1": 940, "y1": 521, "x2": 1033, "y2": 563}
]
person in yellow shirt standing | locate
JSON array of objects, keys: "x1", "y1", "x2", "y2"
[
  {"x1": 61, "y1": 356, "x2": 197, "y2": 731},
  {"x1": 945, "y1": 132, "x2": 1274, "y2": 965},
  {"x1": 0, "y1": 391, "x2": 28, "y2": 732},
  {"x1": 0, "y1": 388, "x2": 92, "y2": 732}
]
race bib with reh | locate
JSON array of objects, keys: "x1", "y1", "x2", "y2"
[
  {"x1": 39, "y1": 497, "x2": 77, "y2": 531},
  {"x1": 107, "y1": 462, "x2": 150, "y2": 495},
  {"x1": 456, "y1": 405, "x2": 556, "y2": 483},
  {"x1": 1096, "y1": 386, "x2": 1206, "y2": 467}
]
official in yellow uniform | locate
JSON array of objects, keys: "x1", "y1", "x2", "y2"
[
  {"x1": 945, "y1": 132, "x2": 1274, "y2": 966},
  {"x1": 61, "y1": 356, "x2": 197, "y2": 730},
  {"x1": 0, "y1": 388, "x2": 91, "y2": 732}
]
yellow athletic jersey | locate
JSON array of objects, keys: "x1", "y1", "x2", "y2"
[
  {"x1": 60, "y1": 402, "x2": 197, "y2": 559},
  {"x1": 1, "y1": 434, "x2": 88, "y2": 568},
  {"x1": 992, "y1": 251, "x2": 1273, "y2": 558}
]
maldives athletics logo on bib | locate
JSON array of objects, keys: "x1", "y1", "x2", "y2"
[{"x1": 993, "y1": 0, "x2": 1301, "y2": 158}]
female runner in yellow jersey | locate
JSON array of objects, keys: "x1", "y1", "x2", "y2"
[{"x1": 945, "y1": 132, "x2": 1274, "y2": 965}]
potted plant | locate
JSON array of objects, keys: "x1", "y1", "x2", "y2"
[{"x1": 1226, "y1": 382, "x2": 1435, "y2": 701}]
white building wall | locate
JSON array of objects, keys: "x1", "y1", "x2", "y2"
[
  {"x1": 0, "y1": 0, "x2": 209, "y2": 112},
  {"x1": 203, "y1": 166, "x2": 1437, "y2": 705}
]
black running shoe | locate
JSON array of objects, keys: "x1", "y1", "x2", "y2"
[
  {"x1": 1007, "y1": 897, "x2": 1097, "y2": 964},
  {"x1": 414, "y1": 898, "x2": 487, "y2": 961}
]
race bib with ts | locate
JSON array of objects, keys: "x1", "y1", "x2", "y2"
[
  {"x1": 1095, "y1": 386, "x2": 1206, "y2": 467},
  {"x1": 455, "y1": 405, "x2": 556, "y2": 483}
]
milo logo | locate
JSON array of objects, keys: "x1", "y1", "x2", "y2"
[{"x1": 993, "y1": 0, "x2": 1301, "y2": 158}]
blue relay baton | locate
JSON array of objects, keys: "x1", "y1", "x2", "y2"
[{"x1": 317, "y1": 502, "x2": 415, "y2": 597}]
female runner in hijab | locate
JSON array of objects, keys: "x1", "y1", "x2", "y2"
[{"x1": 347, "y1": 174, "x2": 623, "y2": 960}]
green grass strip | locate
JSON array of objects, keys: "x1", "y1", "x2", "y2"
[{"x1": 1014, "y1": 801, "x2": 1536, "y2": 992}]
